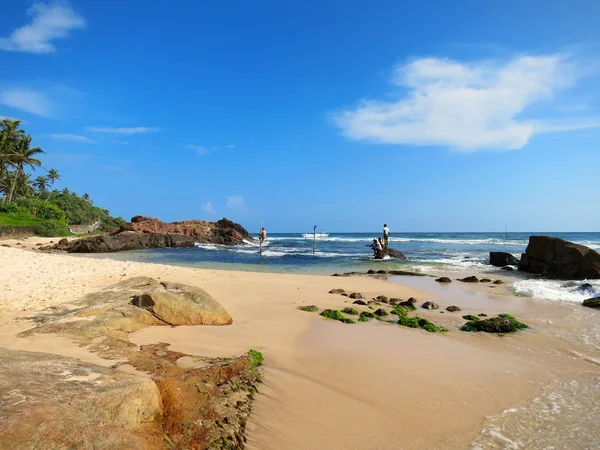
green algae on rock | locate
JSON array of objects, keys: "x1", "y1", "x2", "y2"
[
  {"x1": 461, "y1": 314, "x2": 529, "y2": 333},
  {"x1": 298, "y1": 305, "x2": 319, "y2": 312},
  {"x1": 341, "y1": 307, "x2": 359, "y2": 315}
]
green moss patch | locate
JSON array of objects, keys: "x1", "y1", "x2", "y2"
[
  {"x1": 248, "y1": 349, "x2": 264, "y2": 371},
  {"x1": 461, "y1": 314, "x2": 529, "y2": 333},
  {"x1": 462, "y1": 315, "x2": 479, "y2": 321},
  {"x1": 297, "y1": 305, "x2": 318, "y2": 313},
  {"x1": 341, "y1": 307, "x2": 359, "y2": 315}
]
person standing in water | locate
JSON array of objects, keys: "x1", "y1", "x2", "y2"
[
  {"x1": 259, "y1": 227, "x2": 267, "y2": 243},
  {"x1": 383, "y1": 224, "x2": 390, "y2": 249}
]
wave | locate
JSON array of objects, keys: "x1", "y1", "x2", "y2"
[{"x1": 511, "y1": 279, "x2": 600, "y2": 303}]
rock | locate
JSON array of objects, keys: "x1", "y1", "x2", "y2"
[
  {"x1": 435, "y1": 277, "x2": 452, "y2": 283},
  {"x1": 385, "y1": 248, "x2": 408, "y2": 260},
  {"x1": 501, "y1": 266, "x2": 514, "y2": 271},
  {"x1": 374, "y1": 308, "x2": 389, "y2": 317},
  {"x1": 397, "y1": 297, "x2": 417, "y2": 309},
  {"x1": 490, "y1": 252, "x2": 520, "y2": 267},
  {"x1": 352, "y1": 300, "x2": 367, "y2": 306},
  {"x1": 480, "y1": 278, "x2": 492, "y2": 283},
  {"x1": 329, "y1": 288, "x2": 345, "y2": 295},
  {"x1": 0, "y1": 348, "x2": 164, "y2": 449},
  {"x1": 341, "y1": 307, "x2": 359, "y2": 315},
  {"x1": 459, "y1": 276, "x2": 479, "y2": 283},
  {"x1": 388, "y1": 270, "x2": 427, "y2": 277},
  {"x1": 478, "y1": 313, "x2": 488, "y2": 317},
  {"x1": 298, "y1": 305, "x2": 318, "y2": 312},
  {"x1": 579, "y1": 283, "x2": 593, "y2": 292},
  {"x1": 493, "y1": 280, "x2": 504, "y2": 285},
  {"x1": 518, "y1": 236, "x2": 600, "y2": 280},
  {"x1": 349, "y1": 292, "x2": 363, "y2": 299},
  {"x1": 446, "y1": 305, "x2": 461, "y2": 312},
  {"x1": 582, "y1": 297, "x2": 600, "y2": 309},
  {"x1": 64, "y1": 217, "x2": 253, "y2": 253},
  {"x1": 367, "y1": 270, "x2": 376, "y2": 274},
  {"x1": 19, "y1": 277, "x2": 232, "y2": 351},
  {"x1": 461, "y1": 314, "x2": 528, "y2": 333},
  {"x1": 376, "y1": 295, "x2": 389, "y2": 303},
  {"x1": 1, "y1": 244, "x2": 9, "y2": 248},
  {"x1": 377, "y1": 270, "x2": 386, "y2": 274},
  {"x1": 389, "y1": 298, "x2": 401, "y2": 305},
  {"x1": 421, "y1": 301, "x2": 439, "y2": 310},
  {"x1": 332, "y1": 273, "x2": 349, "y2": 277}
]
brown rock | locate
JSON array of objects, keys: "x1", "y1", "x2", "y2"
[
  {"x1": 422, "y1": 301, "x2": 439, "y2": 310},
  {"x1": 349, "y1": 292, "x2": 364, "y2": 299},
  {"x1": 329, "y1": 288, "x2": 346, "y2": 295}
]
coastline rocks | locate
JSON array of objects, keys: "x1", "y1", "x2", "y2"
[
  {"x1": 385, "y1": 248, "x2": 408, "y2": 260},
  {"x1": 446, "y1": 305, "x2": 461, "y2": 312},
  {"x1": 63, "y1": 216, "x2": 253, "y2": 253},
  {"x1": 461, "y1": 314, "x2": 529, "y2": 333},
  {"x1": 582, "y1": 297, "x2": 600, "y2": 309},
  {"x1": 490, "y1": 252, "x2": 520, "y2": 267},
  {"x1": 518, "y1": 236, "x2": 600, "y2": 279},
  {"x1": 329, "y1": 288, "x2": 346, "y2": 295},
  {"x1": 349, "y1": 292, "x2": 364, "y2": 299},
  {"x1": 459, "y1": 276, "x2": 479, "y2": 283},
  {"x1": 435, "y1": 277, "x2": 452, "y2": 283},
  {"x1": 421, "y1": 301, "x2": 439, "y2": 310},
  {"x1": 0, "y1": 348, "x2": 164, "y2": 449},
  {"x1": 578, "y1": 283, "x2": 593, "y2": 292},
  {"x1": 352, "y1": 300, "x2": 367, "y2": 306},
  {"x1": 19, "y1": 277, "x2": 232, "y2": 350}
]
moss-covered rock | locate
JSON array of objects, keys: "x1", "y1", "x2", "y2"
[
  {"x1": 435, "y1": 277, "x2": 452, "y2": 283},
  {"x1": 297, "y1": 305, "x2": 318, "y2": 313},
  {"x1": 480, "y1": 278, "x2": 492, "y2": 283},
  {"x1": 352, "y1": 299, "x2": 367, "y2": 306},
  {"x1": 319, "y1": 309, "x2": 344, "y2": 321},
  {"x1": 340, "y1": 318, "x2": 355, "y2": 324},
  {"x1": 397, "y1": 316, "x2": 420, "y2": 328},
  {"x1": 374, "y1": 308, "x2": 389, "y2": 317},
  {"x1": 461, "y1": 314, "x2": 529, "y2": 333},
  {"x1": 388, "y1": 270, "x2": 427, "y2": 277},
  {"x1": 359, "y1": 311, "x2": 375, "y2": 322},
  {"x1": 446, "y1": 305, "x2": 461, "y2": 312},
  {"x1": 341, "y1": 307, "x2": 359, "y2": 315},
  {"x1": 418, "y1": 318, "x2": 439, "y2": 333},
  {"x1": 349, "y1": 293, "x2": 363, "y2": 299},
  {"x1": 462, "y1": 315, "x2": 479, "y2": 321},
  {"x1": 493, "y1": 280, "x2": 504, "y2": 285},
  {"x1": 459, "y1": 276, "x2": 479, "y2": 283},
  {"x1": 582, "y1": 297, "x2": 600, "y2": 309},
  {"x1": 421, "y1": 301, "x2": 439, "y2": 310}
]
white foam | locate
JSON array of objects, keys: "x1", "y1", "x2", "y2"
[{"x1": 511, "y1": 279, "x2": 600, "y2": 303}]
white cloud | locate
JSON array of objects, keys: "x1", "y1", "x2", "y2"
[
  {"x1": 0, "y1": 89, "x2": 53, "y2": 117},
  {"x1": 185, "y1": 145, "x2": 208, "y2": 155},
  {"x1": 201, "y1": 201, "x2": 217, "y2": 215},
  {"x1": 226, "y1": 196, "x2": 246, "y2": 211},
  {"x1": 225, "y1": 144, "x2": 235, "y2": 148},
  {"x1": 87, "y1": 126, "x2": 161, "y2": 135},
  {"x1": 334, "y1": 55, "x2": 600, "y2": 151},
  {"x1": 45, "y1": 133, "x2": 94, "y2": 143},
  {"x1": 0, "y1": 1, "x2": 85, "y2": 54}
]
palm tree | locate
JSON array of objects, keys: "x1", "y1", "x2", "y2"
[
  {"x1": 6, "y1": 136, "x2": 44, "y2": 203},
  {"x1": 0, "y1": 119, "x2": 25, "y2": 182},
  {"x1": 47, "y1": 168, "x2": 61, "y2": 189},
  {"x1": 82, "y1": 192, "x2": 91, "y2": 202},
  {"x1": 33, "y1": 176, "x2": 49, "y2": 196}
]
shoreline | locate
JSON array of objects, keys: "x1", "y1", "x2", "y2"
[{"x1": 1, "y1": 244, "x2": 599, "y2": 448}]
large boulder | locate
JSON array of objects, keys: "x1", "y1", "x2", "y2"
[
  {"x1": 518, "y1": 236, "x2": 600, "y2": 279},
  {"x1": 385, "y1": 248, "x2": 408, "y2": 260},
  {"x1": 19, "y1": 277, "x2": 232, "y2": 351},
  {"x1": 490, "y1": 252, "x2": 519, "y2": 267},
  {"x1": 64, "y1": 216, "x2": 253, "y2": 253},
  {"x1": 583, "y1": 297, "x2": 600, "y2": 309}
]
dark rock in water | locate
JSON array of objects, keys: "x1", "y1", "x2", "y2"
[
  {"x1": 328, "y1": 288, "x2": 345, "y2": 295},
  {"x1": 367, "y1": 270, "x2": 376, "y2": 274},
  {"x1": 349, "y1": 292, "x2": 363, "y2": 299},
  {"x1": 462, "y1": 315, "x2": 479, "y2": 321},
  {"x1": 480, "y1": 278, "x2": 492, "y2": 283},
  {"x1": 352, "y1": 300, "x2": 367, "y2": 306},
  {"x1": 332, "y1": 273, "x2": 348, "y2": 277},
  {"x1": 421, "y1": 301, "x2": 439, "y2": 310},
  {"x1": 582, "y1": 297, "x2": 600, "y2": 309},
  {"x1": 385, "y1": 248, "x2": 407, "y2": 260},
  {"x1": 446, "y1": 305, "x2": 461, "y2": 312},
  {"x1": 459, "y1": 276, "x2": 479, "y2": 283},
  {"x1": 490, "y1": 252, "x2": 520, "y2": 267},
  {"x1": 374, "y1": 308, "x2": 389, "y2": 317},
  {"x1": 64, "y1": 217, "x2": 253, "y2": 253},
  {"x1": 493, "y1": 280, "x2": 504, "y2": 285},
  {"x1": 519, "y1": 236, "x2": 600, "y2": 280},
  {"x1": 579, "y1": 283, "x2": 593, "y2": 292},
  {"x1": 461, "y1": 314, "x2": 528, "y2": 333},
  {"x1": 435, "y1": 277, "x2": 452, "y2": 283},
  {"x1": 501, "y1": 266, "x2": 514, "y2": 271},
  {"x1": 377, "y1": 270, "x2": 386, "y2": 274}
]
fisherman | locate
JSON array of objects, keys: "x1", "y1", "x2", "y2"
[
  {"x1": 383, "y1": 223, "x2": 391, "y2": 249},
  {"x1": 259, "y1": 227, "x2": 267, "y2": 243},
  {"x1": 368, "y1": 238, "x2": 383, "y2": 257}
]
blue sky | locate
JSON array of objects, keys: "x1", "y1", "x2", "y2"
[{"x1": 1, "y1": 0, "x2": 599, "y2": 232}]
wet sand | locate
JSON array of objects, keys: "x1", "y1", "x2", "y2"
[{"x1": 1, "y1": 245, "x2": 598, "y2": 449}]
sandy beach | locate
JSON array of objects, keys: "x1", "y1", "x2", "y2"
[{"x1": 1, "y1": 241, "x2": 598, "y2": 449}]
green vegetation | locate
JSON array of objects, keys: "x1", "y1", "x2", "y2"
[
  {"x1": 480, "y1": 278, "x2": 492, "y2": 283},
  {"x1": 393, "y1": 304, "x2": 444, "y2": 332},
  {"x1": 340, "y1": 318, "x2": 355, "y2": 324},
  {"x1": 388, "y1": 270, "x2": 427, "y2": 277},
  {"x1": 341, "y1": 307, "x2": 359, "y2": 315},
  {"x1": 374, "y1": 308, "x2": 389, "y2": 317},
  {"x1": 247, "y1": 349, "x2": 264, "y2": 371},
  {"x1": 359, "y1": 311, "x2": 375, "y2": 322},
  {"x1": 493, "y1": 280, "x2": 504, "y2": 285},
  {"x1": 397, "y1": 315, "x2": 420, "y2": 328},
  {"x1": 298, "y1": 305, "x2": 319, "y2": 313},
  {"x1": 462, "y1": 315, "x2": 479, "y2": 321},
  {"x1": 461, "y1": 314, "x2": 529, "y2": 333},
  {"x1": 0, "y1": 120, "x2": 125, "y2": 236},
  {"x1": 391, "y1": 305, "x2": 416, "y2": 315}
]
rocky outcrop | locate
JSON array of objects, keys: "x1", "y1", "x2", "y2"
[
  {"x1": 490, "y1": 252, "x2": 519, "y2": 267},
  {"x1": 421, "y1": 301, "x2": 439, "y2": 310},
  {"x1": 435, "y1": 277, "x2": 452, "y2": 283},
  {"x1": 383, "y1": 248, "x2": 408, "y2": 260},
  {"x1": 458, "y1": 276, "x2": 479, "y2": 283},
  {"x1": 5, "y1": 278, "x2": 263, "y2": 449},
  {"x1": 518, "y1": 236, "x2": 600, "y2": 280},
  {"x1": 56, "y1": 216, "x2": 253, "y2": 253}
]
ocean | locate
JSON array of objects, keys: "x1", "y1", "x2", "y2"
[{"x1": 112, "y1": 231, "x2": 600, "y2": 302}]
